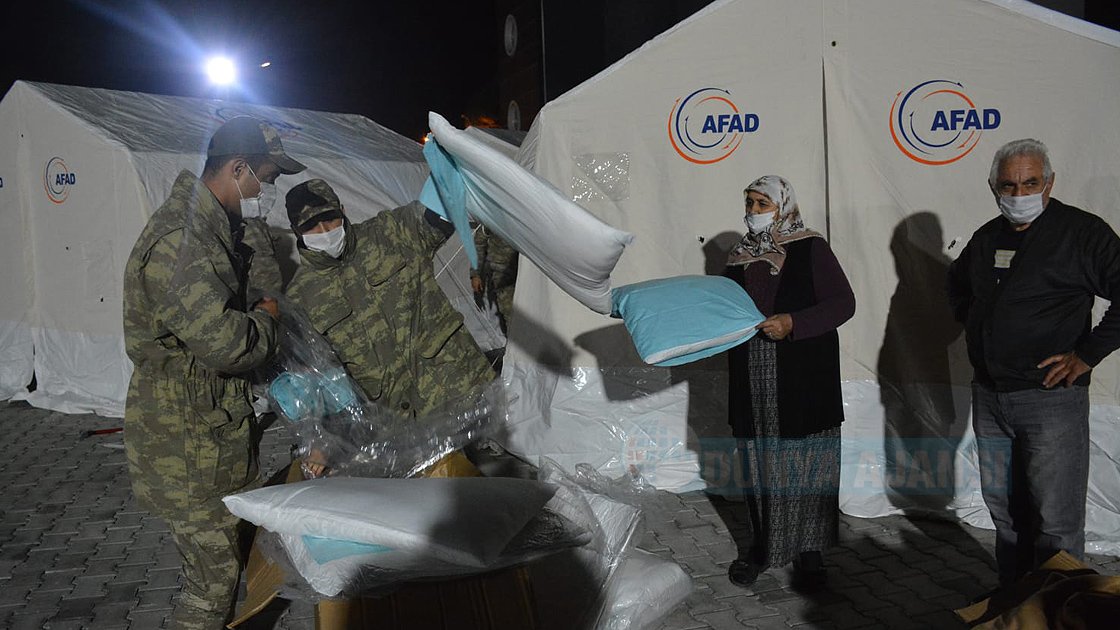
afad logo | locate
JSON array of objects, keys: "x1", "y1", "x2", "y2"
[
  {"x1": 44, "y1": 157, "x2": 76, "y2": 204},
  {"x1": 213, "y1": 106, "x2": 302, "y2": 138},
  {"x1": 668, "y1": 88, "x2": 759, "y2": 165},
  {"x1": 890, "y1": 80, "x2": 1001, "y2": 165}
]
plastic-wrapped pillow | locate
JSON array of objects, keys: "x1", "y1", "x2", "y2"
[
  {"x1": 268, "y1": 368, "x2": 358, "y2": 422},
  {"x1": 611, "y1": 275, "x2": 764, "y2": 367},
  {"x1": 423, "y1": 111, "x2": 634, "y2": 315},
  {"x1": 602, "y1": 549, "x2": 693, "y2": 629},
  {"x1": 223, "y1": 477, "x2": 556, "y2": 568},
  {"x1": 272, "y1": 485, "x2": 594, "y2": 596}
]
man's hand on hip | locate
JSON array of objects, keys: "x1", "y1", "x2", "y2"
[{"x1": 1038, "y1": 352, "x2": 1091, "y2": 388}]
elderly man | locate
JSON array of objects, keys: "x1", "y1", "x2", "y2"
[
  {"x1": 948, "y1": 138, "x2": 1120, "y2": 585},
  {"x1": 283, "y1": 179, "x2": 493, "y2": 431},
  {"x1": 123, "y1": 116, "x2": 305, "y2": 629}
]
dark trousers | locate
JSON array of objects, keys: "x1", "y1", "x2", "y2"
[{"x1": 971, "y1": 382, "x2": 1089, "y2": 586}]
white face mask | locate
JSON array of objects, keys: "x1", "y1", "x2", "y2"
[
  {"x1": 303, "y1": 225, "x2": 346, "y2": 258},
  {"x1": 744, "y1": 212, "x2": 776, "y2": 234},
  {"x1": 233, "y1": 164, "x2": 275, "y2": 219},
  {"x1": 998, "y1": 192, "x2": 1046, "y2": 225}
]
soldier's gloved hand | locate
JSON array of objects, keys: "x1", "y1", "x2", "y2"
[{"x1": 254, "y1": 297, "x2": 280, "y2": 320}]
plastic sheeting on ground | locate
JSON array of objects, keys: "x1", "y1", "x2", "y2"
[
  {"x1": 530, "y1": 460, "x2": 692, "y2": 630},
  {"x1": 502, "y1": 363, "x2": 706, "y2": 494}
]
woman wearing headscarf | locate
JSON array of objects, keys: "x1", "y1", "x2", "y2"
[{"x1": 724, "y1": 175, "x2": 855, "y2": 588}]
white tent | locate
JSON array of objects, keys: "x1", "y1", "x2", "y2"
[
  {"x1": 0, "y1": 81, "x2": 429, "y2": 416},
  {"x1": 503, "y1": 0, "x2": 1120, "y2": 551}
]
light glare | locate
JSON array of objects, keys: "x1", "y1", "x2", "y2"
[{"x1": 206, "y1": 57, "x2": 236, "y2": 85}]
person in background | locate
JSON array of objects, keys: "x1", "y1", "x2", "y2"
[
  {"x1": 723, "y1": 175, "x2": 855, "y2": 589},
  {"x1": 123, "y1": 116, "x2": 305, "y2": 629},
  {"x1": 471, "y1": 225, "x2": 519, "y2": 333},
  {"x1": 948, "y1": 138, "x2": 1120, "y2": 586},
  {"x1": 470, "y1": 225, "x2": 519, "y2": 368}
]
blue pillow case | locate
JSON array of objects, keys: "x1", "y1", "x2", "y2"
[
  {"x1": 269, "y1": 369, "x2": 359, "y2": 422},
  {"x1": 611, "y1": 275, "x2": 765, "y2": 367}
]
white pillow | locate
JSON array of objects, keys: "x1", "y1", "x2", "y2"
[
  {"x1": 223, "y1": 477, "x2": 555, "y2": 569},
  {"x1": 611, "y1": 275, "x2": 764, "y2": 366},
  {"x1": 425, "y1": 112, "x2": 634, "y2": 314},
  {"x1": 274, "y1": 485, "x2": 594, "y2": 596},
  {"x1": 602, "y1": 550, "x2": 693, "y2": 629}
]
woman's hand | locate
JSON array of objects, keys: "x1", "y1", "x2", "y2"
[{"x1": 756, "y1": 314, "x2": 793, "y2": 341}]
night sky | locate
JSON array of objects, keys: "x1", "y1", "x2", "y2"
[{"x1": 1, "y1": 0, "x2": 500, "y2": 142}]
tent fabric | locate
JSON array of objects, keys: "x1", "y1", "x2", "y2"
[
  {"x1": 0, "y1": 89, "x2": 33, "y2": 401},
  {"x1": 503, "y1": 0, "x2": 1120, "y2": 553},
  {"x1": 0, "y1": 81, "x2": 430, "y2": 416}
]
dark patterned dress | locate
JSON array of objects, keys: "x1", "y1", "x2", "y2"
[{"x1": 727, "y1": 236, "x2": 855, "y2": 567}]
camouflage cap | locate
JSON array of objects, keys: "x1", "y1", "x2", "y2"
[
  {"x1": 286, "y1": 179, "x2": 342, "y2": 231},
  {"x1": 207, "y1": 116, "x2": 307, "y2": 174}
]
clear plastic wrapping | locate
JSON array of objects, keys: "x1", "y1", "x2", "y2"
[
  {"x1": 571, "y1": 152, "x2": 632, "y2": 202},
  {"x1": 526, "y1": 458, "x2": 692, "y2": 629},
  {"x1": 533, "y1": 458, "x2": 681, "y2": 630},
  {"x1": 255, "y1": 300, "x2": 505, "y2": 478}
]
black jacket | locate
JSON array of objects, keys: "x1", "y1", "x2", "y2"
[
  {"x1": 948, "y1": 198, "x2": 1120, "y2": 391},
  {"x1": 728, "y1": 239, "x2": 849, "y2": 438}
]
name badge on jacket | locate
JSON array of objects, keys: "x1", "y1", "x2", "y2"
[{"x1": 994, "y1": 249, "x2": 1015, "y2": 270}]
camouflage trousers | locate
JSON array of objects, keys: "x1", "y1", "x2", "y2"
[{"x1": 166, "y1": 502, "x2": 255, "y2": 630}]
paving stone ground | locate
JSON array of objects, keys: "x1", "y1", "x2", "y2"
[{"x1": 1, "y1": 401, "x2": 1117, "y2": 629}]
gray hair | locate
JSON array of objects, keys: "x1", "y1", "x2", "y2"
[{"x1": 988, "y1": 138, "x2": 1053, "y2": 187}]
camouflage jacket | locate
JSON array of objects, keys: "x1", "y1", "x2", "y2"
[
  {"x1": 242, "y1": 216, "x2": 284, "y2": 297},
  {"x1": 285, "y1": 202, "x2": 492, "y2": 417},
  {"x1": 122, "y1": 171, "x2": 278, "y2": 520}
]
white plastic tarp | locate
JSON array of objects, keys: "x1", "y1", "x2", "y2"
[
  {"x1": 0, "y1": 81, "x2": 429, "y2": 416},
  {"x1": 504, "y1": 0, "x2": 1120, "y2": 550}
]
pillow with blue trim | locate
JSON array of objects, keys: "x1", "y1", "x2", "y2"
[{"x1": 611, "y1": 275, "x2": 764, "y2": 367}]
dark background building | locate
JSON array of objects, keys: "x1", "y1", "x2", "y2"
[{"x1": 1, "y1": 1, "x2": 1116, "y2": 139}]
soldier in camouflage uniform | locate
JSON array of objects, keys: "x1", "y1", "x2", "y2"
[
  {"x1": 122, "y1": 117, "x2": 305, "y2": 630},
  {"x1": 471, "y1": 226, "x2": 519, "y2": 333},
  {"x1": 283, "y1": 179, "x2": 493, "y2": 424}
]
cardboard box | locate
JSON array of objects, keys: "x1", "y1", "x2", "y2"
[{"x1": 228, "y1": 453, "x2": 537, "y2": 629}]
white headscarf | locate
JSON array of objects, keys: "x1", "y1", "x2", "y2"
[{"x1": 726, "y1": 175, "x2": 821, "y2": 274}]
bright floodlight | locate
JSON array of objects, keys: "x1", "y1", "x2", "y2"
[{"x1": 206, "y1": 57, "x2": 236, "y2": 85}]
